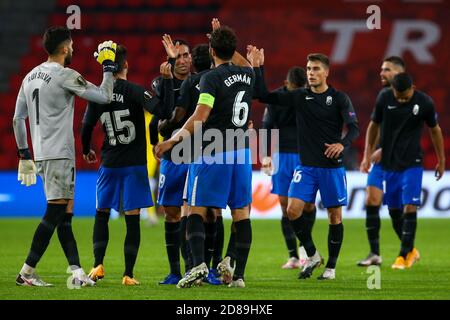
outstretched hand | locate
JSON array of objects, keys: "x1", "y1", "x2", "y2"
[{"x1": 162, "y1": 34, "x2": 179, "y2": 59}]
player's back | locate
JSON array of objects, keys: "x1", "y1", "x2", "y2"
[
  {"x1": 84, "y1": 79, "x2": 148, "y2": 168},
  {"x1": 201, "y1": 63, "x2": 254, "y2": 134},
  {"x1": 22, "y1": 62, "x2": 84, "y2": 161}
]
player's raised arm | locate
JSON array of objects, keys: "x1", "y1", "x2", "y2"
[
  {"x1": 62, "y1": 41, "x2": 117, "y2": 104},
  {"x1": 251, "y1": 48, "x2": 296, "y2": 107}
]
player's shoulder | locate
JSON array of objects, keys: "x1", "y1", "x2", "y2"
[
  {"x1": 414, "y1": 90, "x2": 434, "y2": 106},
  {"x1": 192, "y1": 69, "x2": 211, "y2": 82},
  {"x1": 376, "y1": 86, "x2": 392, "y2": 99}
]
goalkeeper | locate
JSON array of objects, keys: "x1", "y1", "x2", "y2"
[{"x1": 12, "y1": 26, "x2": 117, "y2": 287}]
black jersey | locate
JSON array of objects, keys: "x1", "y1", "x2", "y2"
[
  {"x1": 256, "y1": 68, "x2": 358, "y2": 168},
  {"x1": 177, "y1": 69, "x2": 211, "y2": 119},
  {"x1": 82, "y1": 79, "x2": 158, "y2": 168},
  {"x1": 371, "y1": 88, "x2": 438, "y2": 171},
  {"x1": 198, "y1": 63, "x2": 254, "y2": 151},
  {"x1": 262, "y1": 86, "x2": 298, "y2": 154},
  {"x1": 150, "y1": 75, "x2": 183, "y2": 161}
]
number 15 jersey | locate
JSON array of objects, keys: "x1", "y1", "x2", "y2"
[
  {"x1": 83, "y1": 79, "x2": 157, "y2": 168},
  {"x1": 197, "y1": 63, "x2": 254, "y2": 151}
]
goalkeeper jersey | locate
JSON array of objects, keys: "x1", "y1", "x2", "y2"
[{"x1": 13, "y1": 61, "x2": 114, "y2": 161}]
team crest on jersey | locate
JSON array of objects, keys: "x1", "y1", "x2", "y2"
[
  {"x1": 76, "y1": 76, "x2": 87, "y2": 87},
  {"x1": 413, "y1": 104, "x2": 420, "y2": 115},
  {"x1": 144, "y1": 91, "x2": 152, "y2": 100},
  {"x1": 326, "y1": 96, "x2": 333, "y2": 106}
]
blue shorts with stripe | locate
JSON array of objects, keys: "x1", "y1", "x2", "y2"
[
  {"x1": 288, "y1": 165, "x2": 347, "y2": 208},
  {"x1": 96, "y1": 165, "x2": 153, "y2": 211},
  {"x1": 271, "y1": 152, "x2": 301, "y2": 197},
  {"x1": 158, "y1": 159, "x2": 189, "y2": 207},
  {"x1": 367, "y1": 163, "x2": 385, "y2": 190},
  {"x1": 186, "y1": 149, "x2": 252, "y2": 209},
  {"x1": 383, "y1": 166, "x2": 423, "y2": 209}
]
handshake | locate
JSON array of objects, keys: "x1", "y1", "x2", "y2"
[{"x1": 94, "y1": 40, "x2": 118, "y2": 73}]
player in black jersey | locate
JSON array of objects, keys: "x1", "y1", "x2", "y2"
[
  {"x1": 158, "y1": 42, "x2": 223, "y2": 285},
  {"x1": 362, "y1": 72, "x2": 445, "y2": 270},
  {"x1": 156, "y1": 21, "x2": 254, "y2": 288},
  {"x1": 260, "y1": 66, "x2": 316, "y2": 269},
  {"x1": 253, "y1": 50, "x2": 359, "y2": 280},
  {"x1": 151, "y1": 36, "x2": 193, "y2": 285},
  {"x1": 357, "y1": 56, "x2": 406, "y2": 267},
  {"x1": 81, "y1": 45, "x2": 161, "y2": 285}
]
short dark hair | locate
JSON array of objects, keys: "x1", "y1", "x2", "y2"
[
  {"x1": 192, "y1": 44, "x2": 211, "y2": 72},
  {"x1": 287, "y1": 66, "x2": 307, "y2": 88},
  {"x1": 307, "y1": 53, "x2": 330, "y2": 68},
  {"x1": 209, "y1": 26, "x2": 237, "y2": 61},
  {"x1": 173, "y1": 39, "x2": 190, "y2": 49},
  {"x1": 392, "y1": 72, "x2": 413, "y2": 92},
  {"x1": 114, "y1": 45, "x2": 127, "y2": 74},
  {"x1": 384, "y1": 56, "x2": 406, "y2": 71},
  {"x1": 43, "y1": 26, "x2": 71, "y2": 55}
]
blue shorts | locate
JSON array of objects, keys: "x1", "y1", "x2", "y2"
[
  {"x1": 271, "y1": 152, "x2": 301, "y2": 197},
  {"x1": 288, "y1": 165, "x2": 347, "y2": 208},
  {"x1": 158, "y1": 159, "x2": 189, "y2": 207},
  {"x1": 186, "y1": 149, "x2": 252, "y2": 209},
  {"x1": 383, "y1": 166, "x2": 423, "y2": 209},
  {"x1": 96, "y1": 165, "x2": 153, "y2": 212},
  {"x1": 367, "y1": 163, "x2": 385, "y2": 190}
]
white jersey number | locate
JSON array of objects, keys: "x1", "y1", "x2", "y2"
[
  {"x1": 100, "y1": 109, "x2": 136, "y2": 146},
  {"x1": 232, "y1": 91, "x2": 249, "y2": 127}
]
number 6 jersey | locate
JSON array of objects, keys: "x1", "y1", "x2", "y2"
[{"x1": 197, "y1": 63, "x2": 254, "y2": 151}]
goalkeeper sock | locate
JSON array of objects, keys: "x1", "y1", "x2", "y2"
[
  {"x1": 186, "y1": 214, "x2": 205, "y2": 267},
  {"x1": 366, "y1": 206, "x2": 381, "y2": 255},
  {"x1": 57, "y1": 213, "x2": 80, "y2": 267},
  {"x1": 124, "y1": 214, "x2": 140, "y2": 278},
  {"x1": 233, "y1": 219, "x2": 252, "y2": 280},
  {"x1": 93, "y1": 211, "x2": 110, "y2": 267},
  {"x1": 281, "y1": 216, "x2": 298, "y2": 258},
  {"x1": 212, "y1": 216, "x2": 224, "y2": 269},
  {"x1": 25, "y1": 203, "x2": 66, "y2": 268},
  {"x1": 165, "y1": 221, "x2": 181, "y2": 276}
]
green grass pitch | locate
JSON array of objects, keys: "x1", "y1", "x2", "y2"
[{"x1": 1, "y1": 218, "x2": 449, "y2": 300}]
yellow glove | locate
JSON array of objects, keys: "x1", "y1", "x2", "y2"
[
  {"x1": 18, "y1": 159, "x2": 37, "y2": 187},
  {"x1": 94, "y1": 40, "x2": 117, "y2": 69}
]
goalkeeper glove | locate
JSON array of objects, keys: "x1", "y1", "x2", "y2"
[
  {"x1": 17, "y1": 148, "x2": 37, "y2": 187},
  {"x1": 94, "y1": 40, "x2": 117, "y2": 73}
]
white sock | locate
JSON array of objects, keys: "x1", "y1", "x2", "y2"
[{"x1": 20, "y1": 263, "x2": 35, "y2": 276}]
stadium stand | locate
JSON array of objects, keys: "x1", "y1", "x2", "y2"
[{"x1": 0, "y1": 0, "x2": 447, "y2": 170}]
